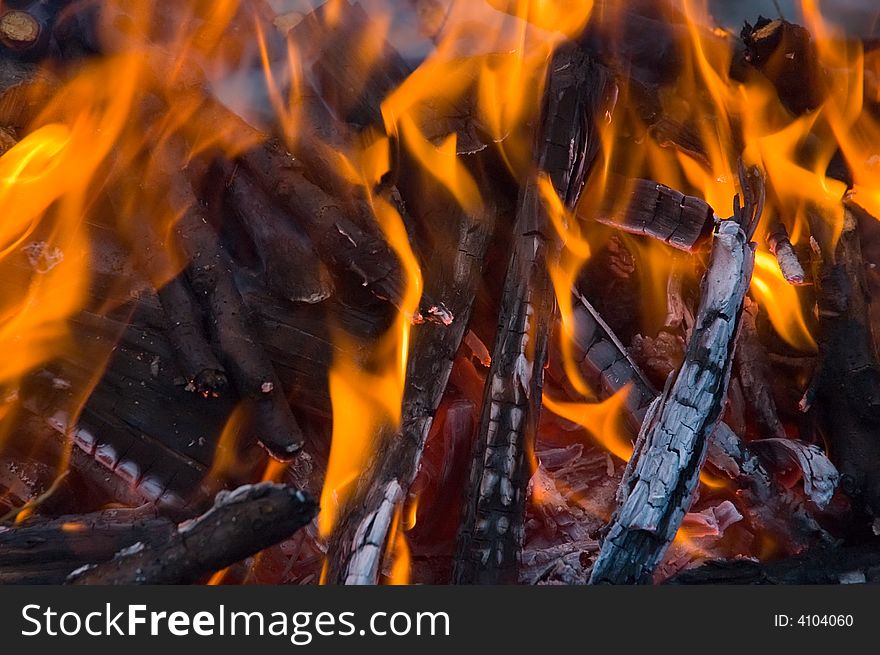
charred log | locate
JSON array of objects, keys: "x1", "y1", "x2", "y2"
[
  {"x1": 68, "y1": 483, "x2": 317, "y2": 584},
  {"x1": 806, "y1": 204, "x2": 880, "y2": 517},
  {"x1": 325, "y1": 204, "x2": 495, "y2": 585},
  {"x1": 588, "y1": 175, "x2": 715, "y2": 251},
  {"x1": 0, "y1": 506, "x2": 175, "y2": 584},
  {"x1": 454, "y1": 43, "x2": 612, "y2": 584}
]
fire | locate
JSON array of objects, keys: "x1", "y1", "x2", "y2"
[
  {"x1": 318, "y1": 132, "x2": 423, "y2": 539},
  {"x1": 543, "y1": 387, "x2": 633, "y2": 461}
]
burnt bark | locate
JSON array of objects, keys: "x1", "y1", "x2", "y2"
[
  {"x1": 806, "y1": 205, "x2": 880, "y2": 517},
  {"x1": 68, "y1": 483, "x2": 317, "y2": 584}
]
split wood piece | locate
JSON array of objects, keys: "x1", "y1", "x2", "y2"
[
  {"x1": 669, "y1": 542, "x2": 880, "y2": 585},
  {"x1": 766, "y1": 222, "x2": 807, "y2": 285},
  {"x1": 735, "y1": 297, "x2": 787, "y2": 440},
  {"x1": 165, "y1": 151, "x2": 305, "y2": 460},
  {"x1": 557, "y1": 290, "x2": 832, "y2": 548},
  {"x1": 741, "y1": 17, "x2": 827, "y2": 116},
  {"x1": 589, "y1": 218, "x2": 756, "y2": 584},
  {"x1": 0, "y1": 506, "x2": 175, "y2": 584},
  {"x1": 454, "y1": 43, "x2": 612, "y2": 584},
  {"x1": 325, "y1": 206, "x2": 495, "y2": 585},
  {"x1": 588, "y1": 175, "x2": 715, "y2": 252},
  {"x1": 805, "y1": 204, "x2": 880, "y2": 516},
  {"x1": 224, "y1": 164, "x2": 333, "y2": 304},
  {"x1": 68, "y1": 483, "x2": 317, "y2": 584}
]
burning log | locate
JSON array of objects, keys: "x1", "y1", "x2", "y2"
[
  {"x1": 740, "y1": 17, "x2": 827, "y2": 116},
  {"x1": 325, "y1": 203, "x2": 495, "y2": 585},
  {"x1": 231, "y1": 132, "x2": 405, "y2": 306},
  {"x1": 589, "y1": 175, "x2": 760, "y2": 584},
  {"x1": 68, "y1": 483, "x2": 317, "y2": 584},
  {"x1": 0, "y1": 506, "x2": 175, "y2": 584},
  {"x1": 454, "y1": 43, "x2": 612, "y2": 584},
  {"x1": 589, "y1": 175, "x2": 715, "y2": 252}
]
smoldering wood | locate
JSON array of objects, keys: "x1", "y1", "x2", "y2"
[
  {"x1": 556, "y1": 283, "x2": 831, "y2": 553},
  {"x1": 454, "y1": 43, "x2": 613, "y2": 584},
  {"x1": 766, "y1": 222, "x2": 807, "y2": 285},
  {"x1": 67, "y1": 483, "x2": 317, "y2": 584},
  {"x1": 668, "y1": 542, "x2": 880, "y2": 584},
  {"x1": 325, "y1": 199, "x2": 495, "y2": 585},
  {"x1": 0, "y1": 506, "x2": 175, "y2": 584},
  {"x1": 589, "y1": 217, "x2": 756, "y2": 584},
  {"x1": 0, "y1": 0, "x2": 65, "y2": 58},
  {"x1": 707, "y1": 423, "x2": 833, "y2": 551},
  {"x1": 588, "y1": 175, "x2": 715, "y2": 251}
]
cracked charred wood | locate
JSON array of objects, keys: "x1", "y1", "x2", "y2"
[
  {"x1": 0, "y1": 506, "x2": 175, "y2": 584},
  {"x1": 224, "y1": 164, "x2": 333, "y2": 304},
  {"x1": 556, "y1": 290, "x2": 831, "y2": 549},
  {"x1": 68, "y1": 483, "x2": 317, "y2": 584},
  {"x1": 454, "y1": 43, "x2": 612, "y2": 584},
  {"x1": 325, "y1": 202, "x2": 495, "y2": 585},
  {"x1": 741, "y1": 17, "x2": 827, "y2": 116},
  {"x1": 766, "y1": 222, "x2": 807, "y2": 285},
  {"x1": 805, "y1": 204, "x2": 880, "y2": 517},
  {"x1": 589, "y1": 217, "x2": 756, "y2": 584},
  {"x1": 588, "y1": 175, "x2": 715, "y2": 251},
  {"x1": 669, "y1": 542, "x2": 880, "y2": 584},
  {"x1": 735, "y1": 297, "x2": 787, "y2": 440},
  {"x1": 163, "y1": 151, "x2": 305, "y2": 461}
]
